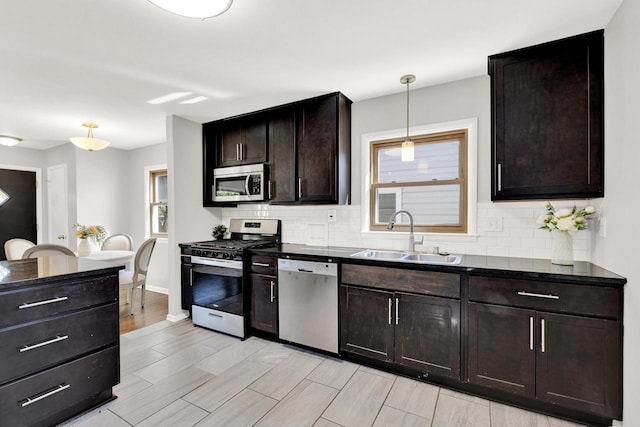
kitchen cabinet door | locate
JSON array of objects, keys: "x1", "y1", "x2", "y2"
[
  {"x1": 217, "y1": 115, "x2": 267, "y2": 167},
  {"x1": 490, "y1": 30, "x2": 604, "y2": 200},
  {"x1": 395, "y1": 293, "x2": 460, "y2": 379},
  {"x1": 536, "y1": 312, "x2": 621, "y2": 418},
  {"x1": 250, "y1": 274, "x2": 278, "y2": 334},
  {"x1": 268, "y1": 107, "x2": 296, "y2": 203},
  {"x1": 467, "y1": 302, "x2": 536, "y2": 397},
  {"x1": 340, "y1": 285, "x2": 394, "y2": 362}
]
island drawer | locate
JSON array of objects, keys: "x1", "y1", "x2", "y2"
[
  {"x1": 0, "y1": 303, "x2": 118, "y2": 385},
  {"x1": 342, "y1": 264, "x2": 460, "y2": 298},
  {"x1": 0, "y1": 345, "x2": 118, "y2": 427},
  {"x1": 468, "y1": 275, "x2": 621, "y2": 319},
  {"x1": 0, "y1": 274, "x2": 118, "y2": 328},
  {"x1": 250, "y1": 255, "x2": 277, "y2": 276}
]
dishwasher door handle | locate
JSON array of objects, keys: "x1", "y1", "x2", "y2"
[{"x1": 297, "y1": 268, "x2": 314, "y2": 273}]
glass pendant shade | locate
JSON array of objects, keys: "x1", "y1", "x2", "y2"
[
  {"x1": 148, "y1": 0, "x2": 233, "y2": 19},
  {"x1": 401, "y1": 139, "x2": 414, "y2": 162},
  {"x1": 0, "y1": 135, "x2": 22, "y2": 146},
  {"x1": 70, "y1": 123, "x2": 110, "y2": 151}
]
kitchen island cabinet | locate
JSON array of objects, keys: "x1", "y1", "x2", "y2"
[{"x1": 0, "y1": 256, "x2": 121, "y2": 427}]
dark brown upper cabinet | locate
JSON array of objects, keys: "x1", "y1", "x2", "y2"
[
  {"x1": 490, "y1": 30, "x2": 604, "y2": 200},
  {"x1": 268, "y1": 92, "x2": 352, "y2": 205},
  {"x1": 216, "y1": 113, "x2": 268, "y2": 167}
]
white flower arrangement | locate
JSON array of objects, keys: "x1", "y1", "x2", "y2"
[{"x1": 537, "y1": 203, "x2": 596, "y2": 235}]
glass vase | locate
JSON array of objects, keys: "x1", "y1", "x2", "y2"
[{"x1": 551, "y1": 232, "x2": 574, "y2": 265}]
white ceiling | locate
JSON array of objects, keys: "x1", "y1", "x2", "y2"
[{"x1": 0, "y1": 0, "x2": 623, "y2": 150}]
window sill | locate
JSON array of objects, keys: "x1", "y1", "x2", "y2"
[{"x1": 361, "y1": 230, "x2": 480, "y2": 243}]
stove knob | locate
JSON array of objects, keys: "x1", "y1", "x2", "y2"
[{"x1": 194, "y1": 250, "x2": 201, "y2": 256}]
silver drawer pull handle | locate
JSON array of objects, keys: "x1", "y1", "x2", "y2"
[
  {"x1": 395, "y1": 298, "x2": 399, "y2": 325},
  {"x1": 541, "y1": 318, "x2": 546, "y2": 353},
  {"x1": 19, "y1": 296, "x2": 68, "y2": 309},
  {"x1": 388, "y1": 298, "x2": 392, "y2": 325},
  {"x1": 270, "y1": 281, "x2": 275, "y2": 303},
  {"x1": 517, "y1": 291, "x2": 559, "y2": 300},
  {"x1": 20, "y1": 335, "x2": 69, "y2": 353},
  {"x1": 252, "y1": 262, "x2": 270, "y2": 267},
  {"x1": 208, "y1": 313, "x2": 223, "y2": 318},
  {"x1": 529, "y1": 317, "x2": 534, "y2": 351},
  {"x1": 21, "y1": 383, "x2": 70, "y2": 407}
]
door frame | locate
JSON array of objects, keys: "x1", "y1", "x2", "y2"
[{"x1": 0, "y1": 164, "x2": 43, "y2": 243}]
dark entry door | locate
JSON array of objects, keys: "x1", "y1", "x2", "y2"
[{"x1": 0, "y1": 169, "x2": 37, "y2": 260}]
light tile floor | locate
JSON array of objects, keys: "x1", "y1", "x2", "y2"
[{"x1": 62, "y1": 319, "x2": 587, "y2": 427}]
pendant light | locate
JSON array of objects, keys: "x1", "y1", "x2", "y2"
[
  {"x1": 147, "y1": 0, "x2": 233, "y2": 19},
  {"x1": 70, "y1": 123, "x2": 110, "y2": 151},
  {"x1": 0, "y1": 135, "x2": 22, "y2": 147},
  {"x1": 400, "y1": 74, "x2": 416, "y2": 162}
]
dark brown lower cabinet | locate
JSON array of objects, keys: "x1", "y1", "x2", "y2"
[
  {"x1": 395, "y1": 293, "x2": 460, "y2": 379},
  {"x1": 468, "y1": 302, "x2": 621, "y2": 419},
  {"x1": 250, "y1": 274, "x2": 278, "y2": 334},
  {"x1": 340, "y1": 285, "x2": 394, "y2": 362},
  {"x1": 340, "y1": 285, "x2": 460, "y2": 379}
]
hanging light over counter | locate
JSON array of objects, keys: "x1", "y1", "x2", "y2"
[
  {"x1": 147, "y1": 0, "x2": 233, "y2": 19},
  {"x1": 70, "y1": 123, "x2": 110, "y2": 151},
  {"x1": 400, "y1": 74, "x2": 416, "y2": 162}
]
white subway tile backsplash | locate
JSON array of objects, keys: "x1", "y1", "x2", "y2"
[{"x1": 221, "y1": 199, "x2": 597, "y2": 262}]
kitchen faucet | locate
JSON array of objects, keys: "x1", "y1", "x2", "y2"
[{"x1": 387, "y1": 210, "x2": 417, "y2": 252}]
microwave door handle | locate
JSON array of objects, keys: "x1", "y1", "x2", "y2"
[{"x1": 245, "y1": 174, "x2": 251, "y2": 195}]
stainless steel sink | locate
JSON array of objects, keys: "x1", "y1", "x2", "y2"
[
  {"x1": 350, "y1": 249, "x2": 462, "y2": 265},
  {"x1": 350, "y1": 250, "x2": 407, "y2": 260}
]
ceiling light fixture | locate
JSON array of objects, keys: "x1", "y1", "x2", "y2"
[
  {"x1": 147, "y1": 92, "x2": 192, "y2": 105},
  {"x1": 0, "y1": 135, "x2": 22, "y2": 147},
  {"x1": 147, "y1": 0, "x2": 233, "y2": 19},
  {"x1": 400, "y1": 74, "x2": 416, "y2": 162},
  {"x1": 179, "y1": 96, "x2": 208, "y2": 104},
  {"x1": 70, "y1": 123, "x2": 110, "y2": 151}
]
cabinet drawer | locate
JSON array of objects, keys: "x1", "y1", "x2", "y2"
[
  {"x1": 0, "y1": 345, "x2": 119, "y2": 427},
  {"x1": 250, "y1": 255, "x2": 277, "y2": 276},
  {"x1": 0, "y1": 303, "x2": 118, "y2": 385},
  {"x1": 468, "y1": 275, "x2": 620, "y2": 318},
  {"x1": 342, "y1": 264, "x2": 460, "y2": 298},
  {"x1": 0, "y1": 275, "x2": 118, "y2": 328}
]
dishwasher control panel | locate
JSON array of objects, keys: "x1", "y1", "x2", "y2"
[{"x1": 278, "y1": 259, "x2": 338, "y2": 276}]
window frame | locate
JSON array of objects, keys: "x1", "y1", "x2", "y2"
[
  {"x1": 149, "y1": 168, "x2": 168, "y2": 238},
  {"x1": 369, "y1": 129, "x2": 468, "y2": 233}
]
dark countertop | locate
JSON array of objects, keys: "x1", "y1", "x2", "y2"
[
  {"x1": 0, "y1": 256, "x2": 124, "y2": 290},
  {"x1": 253, "y1": 244, "x2": 627, "y2": 287}
]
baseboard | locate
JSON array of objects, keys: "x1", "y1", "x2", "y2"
[
  {"x1": 166, "y1": 312, "x2": 189, "y2": 322},
  {"x1": 146, "y1": 285, "x2": 168, "y2": 295}
]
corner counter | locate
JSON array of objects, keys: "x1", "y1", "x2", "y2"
[{"x1": 0, "y1": 255, "x2": 121, "y2": 426}]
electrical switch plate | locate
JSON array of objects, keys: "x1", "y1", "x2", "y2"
[
  {"x1": 328, "y1": 209, "x2": 337, "y2": 223},
  {"x1": 487, "y1": 217, "x2": 503, "y2": 232}
]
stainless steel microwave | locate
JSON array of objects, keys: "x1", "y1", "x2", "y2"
[{"x1": 212, "y1": 163, "x2": 266, "y2": 203}]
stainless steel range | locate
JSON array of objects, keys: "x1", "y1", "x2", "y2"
[{"x1": 179, "y1": 219, "x2": 281, "y2": 338}]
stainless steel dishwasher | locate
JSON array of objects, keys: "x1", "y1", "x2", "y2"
[{"x1": 278, "y1": 258, "x2": 338, "y2": 354}]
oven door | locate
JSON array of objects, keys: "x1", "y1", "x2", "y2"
[{"x1": 189, "y1": 257, "x2": 244, "y2": 316}]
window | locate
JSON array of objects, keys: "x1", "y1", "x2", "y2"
[
  {"x1": 370, "y1": 130, "x2": 468, "y2": 233},
  {"x1": 149, "y1": 169, "x2": 168, "y2": 237}
]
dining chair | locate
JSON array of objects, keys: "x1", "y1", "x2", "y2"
[
  {"x1": 22, "y1": 244, "x2": 76, "y2": 259},
  {"x1": 101, "y1": 233, "x2": 133, "y2": 251},
  {"x1": 4, "y1": 238, "x2": 36, "y2": 260},
  {"x1": 119, "y1": 238, "x2": 157, "y2": 315}
]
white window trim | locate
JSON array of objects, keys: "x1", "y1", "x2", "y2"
[
  {"x1": 144, "y1": 164, "x2": 168, "y2": 242},
  {"x1": 360, "y1": 118, "x2": 478, "y2": 240}
]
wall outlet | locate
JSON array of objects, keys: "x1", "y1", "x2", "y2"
[
  {"x1": 328, "y1": 209, "x2": 337, "y2": 223},
  {"x1": 487, "y1": 217, "x2": 503, "y2": 232}
]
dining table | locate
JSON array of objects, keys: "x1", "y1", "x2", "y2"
[{"x1": 81, "y1": 250, "x2": 135, "y2": 268}]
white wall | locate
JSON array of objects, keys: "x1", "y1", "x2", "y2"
[
  {"x1": 598, "y1": 1, "x2": 639, "y2": 425},
  {"x1": 168, "y1": 115, "x2": 221, "y2": 319}
]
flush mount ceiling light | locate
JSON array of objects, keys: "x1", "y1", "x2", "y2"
[
  {"x1": 0, "y1": 135, "x2": 22, "y2": 147},
  {"x1": 400, "y1": 74, "x2": 416, "y2": 162},
  {"x1": 147, "y1": 0, "x2": 233, "y2": 19},
  {"x1": 70, "y1": 123, "x2": 110, "y2": 151}
]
